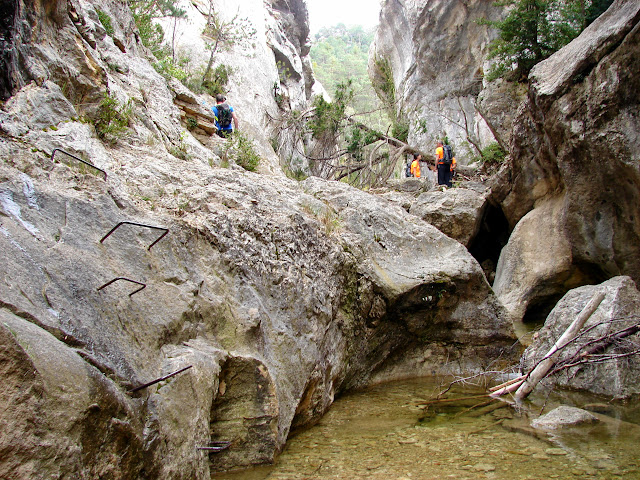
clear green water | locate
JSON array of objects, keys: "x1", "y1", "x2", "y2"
[{"x1": 213, "y1": 378, "x2": 640, "y2": 480}]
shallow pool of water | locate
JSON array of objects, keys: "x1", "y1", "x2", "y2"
[{"x1": 213, "y1": 377, "x2": 640, "y2": 480}]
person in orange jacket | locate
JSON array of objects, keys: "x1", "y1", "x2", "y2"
[
  {"x1": 435, "y1": 141, "x2": 453, "y2": 187},
  {"x1": 410, "y1": 153, "x2": 421, "y2": 178}
]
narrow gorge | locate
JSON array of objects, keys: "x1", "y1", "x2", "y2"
[{"x1": 0, "y1": 0, "x2": 639, "y2": 478}]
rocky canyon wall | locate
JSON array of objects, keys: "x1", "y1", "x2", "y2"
[
  {"x1": 369, "y1": 0, "x2": 517, "y2": 163},
  {"x1": 491, "y1": 0, "x2": 640, "y2": 322},
  {"x1": 0, "y1": 0, "x2": 516, "y2": 478}
]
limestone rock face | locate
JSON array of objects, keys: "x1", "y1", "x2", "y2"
[
  {"x1": 0, "y1": 0, "x2": 519, "y2": 477},
  {"x1": 0, "y1": 143, "x2": 516, "y2": 477},
  {"x1": 409, "y1": 187, "x2": 487, "y2": 247},
  {"x1": 370, "y1": 0, "x2": 518, "y2": 162},
  {"x1": 0, "y1": 0, "x2": 318, "y2": 175},
  {"x1": 493, "y1": 0, "x2": 640, "y2": 320},
  {"x1": 155, "y1": 0, "x2": 319, "y2": 173},
  {"x1": 522, "y1": 277, "x2": 640, "y2": 399}
]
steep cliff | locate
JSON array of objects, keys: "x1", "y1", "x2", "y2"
[
  {"x1": 369, "y1": 0, "x2": 517, "y2": 163},
  {"x1": 492, "y1": 0, "x2": 640, "y2": 322},
  {"x1": 0, "y1": 0, "x2": 516, "y2": 477},
  {"x1": 156, "y1": 0, "x2": 321, "y2": 172}
]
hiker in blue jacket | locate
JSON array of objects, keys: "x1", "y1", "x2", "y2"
[{"x1": 211, "y1": 94, "x2": 239, "y2": 138}]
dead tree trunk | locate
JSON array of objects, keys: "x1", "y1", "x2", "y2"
[{"x1": 513, "y1": 292, "x2": 605, "y2": 401}]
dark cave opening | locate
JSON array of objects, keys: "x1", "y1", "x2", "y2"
[
  {"x1": 0, "y1": 0, "x2": 17, "y2": 100},
  {"x1": 521, "y1": 262, "x2": 610, "y2": 327},
  {"x1": 467, "y1": 202, "x2": 510, "y2": 285},
  {"x1": 521, "y1": 293, "x2": 566, "y2": 327}
]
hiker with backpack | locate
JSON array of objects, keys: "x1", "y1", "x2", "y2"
[
  {"x1": 211, "y1": 94, "x2": 238, "y2": 138},
  {"x1": 435, "y1": 140, "x2": 453, "y2": 188}
]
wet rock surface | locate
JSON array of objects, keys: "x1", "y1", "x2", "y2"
[{"x1": 531, "y1": 406, "x2": 599, "y2": 430}]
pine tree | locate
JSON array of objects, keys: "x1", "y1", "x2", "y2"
[{"x1": 481, "y1": 0, "x2": 614, "y2": 82}]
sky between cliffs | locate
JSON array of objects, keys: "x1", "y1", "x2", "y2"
[{"x1": 306, "y1": 0, "x2": 381, "y2": 33}]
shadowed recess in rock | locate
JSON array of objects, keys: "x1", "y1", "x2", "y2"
[
  {"x1": 0, "y1": 0, "x2": 17, "y2": 100},
  {"x1": 467, "y1": 202, "x2": 510, "y2": 285}
]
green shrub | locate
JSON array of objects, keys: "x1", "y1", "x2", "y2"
[
  {"x1": 391, "y1": 120, "x2": 409, "y2": 143},
  {"x1": 479, "y1": 0, "x2": 614, "y2": 82},
  {"x1": 153, "y1": 56, "x2": 188, "y2": 82},
  {"x1": 224, "y1": 132, "x2": 260, "y2": 172},
  {"x1": 202, "y1": 64, "x2": 233, "y2": 96},
  {"x1": 96, "y1": 8, "x2": 114, "y2": 36},
  {"x1": 308, "y1": 81, "x2": 354, "y2": 139},
  {"x1": 478, "y1": 142, "x2": 507, "y2": 165},
  {"x1": 186, "y1": 117, "x2": 198, "y2": 131},
  {"x1": 94, "y1": 93, "x2": 132, "y2": 142},
  {"x1": 372, "y1": 55, "x2": 395, "y2": 106},
  {"x1": 283, "y1": 165, "x2": 308, "y2": 181},
  {"x1": 345, "y1": 126, "x2": 381, "y2": 162}
]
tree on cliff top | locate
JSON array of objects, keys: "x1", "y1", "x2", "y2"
[{"x1": 481, "y1": 0, "x2": 614, "y2": 82}]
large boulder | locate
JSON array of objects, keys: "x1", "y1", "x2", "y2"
[
  {"x1": 521, "y1": 276, "x2": 640, "y2": 399},
  {"x1": 493, "y1": 0, "x2": 640, "y2": 321},
  {"x1": 493, "y1": 197, "x2": 585, "y2": 321},
  {"x1": 409, "y1": 186, "x2": 488, "y2": 246}
]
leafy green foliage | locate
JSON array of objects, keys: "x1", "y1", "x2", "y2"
[
  {"x1": 153, "y1": 56, "x2": 189, "y2": 82},
  {"x1": 309, "y1": 80, "x2": 354, "y2": 139},
  {"x1": 95, "y1": 93, "x2": 132, "y2": 142},
  {"x1": 391, "y1": 120, "x2": 409, "y2": 143},
  {"x1": 96, "y1": 8, "x2": 114, "y2": 36},
  {"x1": 128, "y1": 0, "x2": 240, "y2": 96},
  {"x1": 129, "y1": 0, "x2": 184, "y2": 58},
  {"x1": 201, "y1": 10, "x2": 256, "y2": 84},
  {"x1": 345, "y1": 126, "x2": 381, "y2": 161},
  {"x1": 224, "y1": 132, "x2": 260, "y2": 172},
  {"x1": 201, "y1": 64, "x2": 233, "y2": 96},
  {"x1": 372, "y1": 55, "x2": 395, "y2": 109},
  {"x1": 186, "y1": 117, "x2": 198, "y2": 131},
  {"x1": 481, "y1": 0, "x2": 613, "y2": 81},
  {"x1": 476, "y1": 142, "x2": 507, "y2": 165},
  {"x1": 310, "y1": 25, "x2": 386, "y2": 129}
]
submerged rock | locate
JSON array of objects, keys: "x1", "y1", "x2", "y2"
[{"x1": 532, "y1": 406, "x2": 599, "y2": 430}]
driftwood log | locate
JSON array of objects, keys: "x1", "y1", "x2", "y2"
[{"x1": 491, "y1": 292, "x2": 605, "y2": 400}]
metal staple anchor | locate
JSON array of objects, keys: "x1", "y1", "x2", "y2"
[
  {"x1": 128, "y1": 365, "x2": 193, "y2": 393},
  {"x1": 196, "y1": 441, "x2": 231, "y2": 453},
  {"x1": 100, "y1": 221, "x2": 169, "y2": 250},
  {"x1": 51, "y1": 148, "x2": 107, "y2": 180},
  {"x1": 97, "y1": 277, "x2": 146, "y2": 297}
]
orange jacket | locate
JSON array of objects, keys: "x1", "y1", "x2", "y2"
[{"x1": 410, "y1": 159, "x2": 421, "y2": 178}]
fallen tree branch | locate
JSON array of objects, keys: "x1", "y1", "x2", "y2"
[
  {"x1": 489, "y1": 375, "x2": 526, "y2": 392},
  {"x1": 513, "y1": 292, "x2": 605, "y2": 401}
]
